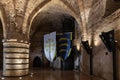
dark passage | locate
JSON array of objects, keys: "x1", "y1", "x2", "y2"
[{"x1": 33, "y1": 56, "x2": 41, "y2": 67}]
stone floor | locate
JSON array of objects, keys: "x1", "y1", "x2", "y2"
[{"x1": 0, "y1": 69, "x2": 104, "y2": 80}]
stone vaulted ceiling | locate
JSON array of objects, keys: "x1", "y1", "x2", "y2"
[{"x1": 0, "y1": 0, "x2": 105, "y2": 41}]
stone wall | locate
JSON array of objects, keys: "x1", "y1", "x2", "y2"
[
  {"x1": 0, "y1": 0, "x2": 83, "y2": 76},
  {"x1": 104, "y1": 0, "x2": 120, "y2": 17},
  {"x1": 1, "y1": 0, "x2": 120, "y2": 79},
  {"x1": 85, "y1": 8, "x2": 120, "y2": 80}
]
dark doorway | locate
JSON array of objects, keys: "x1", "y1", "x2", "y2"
[
  {"x1": 0, "y1": 20, "x2": 3, "y2": 69},
  {"x1": 33, "y1": 56, "x2": 41, "y2": 67}
]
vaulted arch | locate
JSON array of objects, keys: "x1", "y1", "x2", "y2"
[
  {"x1": 22, "y1": 0, "x2": 85, "y2": 41},
  {"x1": 27, "y1": 0, "x2": 83, "y2": 69}
]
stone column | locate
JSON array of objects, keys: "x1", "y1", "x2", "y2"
[{"x1": 3, "y1": 39, "x2": 30, "y2": 77}]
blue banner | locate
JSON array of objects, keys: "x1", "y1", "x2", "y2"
[{"x1": 57, "y1": 32, "x2": 72, "y2": 60}]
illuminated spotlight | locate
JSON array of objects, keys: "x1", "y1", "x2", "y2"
[
  {"x1": 115, "y1": 40, "x2": 118, "y2": 43},
  {"x1": 1, "y1": 77, "x2": 5, "y2": 80},
  {"x1": 94, "y1": 39, "x2": 101, "y2": 47},
  {"x1": 19, "y1": 77, "x2": 22, "y2": 79},
  {"x1": 76, "y1": 43, "x2": 80, "y2": 50}
]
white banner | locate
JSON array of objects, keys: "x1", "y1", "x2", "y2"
[
  {"x1": 44, "y1": 32, "x2": 56, "y2": 62},
  {"x1": 44, "y1": 34, "x2": 50, "y2": 61},
  {"x1": 49, "y1": 32, "x2": 56, "y2": 62}
]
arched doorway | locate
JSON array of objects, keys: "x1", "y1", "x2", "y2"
[
  {"x1": 29, "y1": 13, "x2": 80, "y2": 70},
  {"x1": 33, "y1": 56, "x2": 42, "y2": 67},
  {"x1": 0, "y1": 20, "x2": 3, "y2": 69},
  {"x1": 28, "y1": 0, "x2": 81, "y2": 70}
]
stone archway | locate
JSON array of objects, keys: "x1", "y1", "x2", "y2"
[
  {"x1": 23, "y1": 0, "x2": 84, "y2": 40},
  {"x1": 33, "y1": 56, "x2": 42, "y2": 67},
  {"x1": 0, "y1": 0, "x2": 86, "y2": 77},
  {"x1": 29, "y1": 11, "x2": 78, "y2": 69},
  {"x1": 26, "y1": 0, "x2": 82, "y2": 70}
]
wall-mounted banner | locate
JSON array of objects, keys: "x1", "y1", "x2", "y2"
[
  {"x1": 57, "y1": 32, "x2": 72, "y2": 60},
  {"x1": 44, "y1": 32, "x2": 56, "y2": 62},
  {"x1": 49, "y1": 32, "x2": 56, "y2": 62},
  {"x1": 44, "y1": 34, "x2": 51, "y2": 61}
]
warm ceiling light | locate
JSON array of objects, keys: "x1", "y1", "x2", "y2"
[
  {"x1": 94, "y1": 39, "x2": 101, "y2": 47},
  {"x1": 19, "y1": 77, "x2": 22, "y2": 79},
  {"x1": 76, "y1": 43, "x2": 80, "y2": 50},
  {"x1": 1, "y1": 77, "x2": 5, "y2": 80}
]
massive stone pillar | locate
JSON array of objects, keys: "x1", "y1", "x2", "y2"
[{"x1": 3, "y1": 39, "x2": 29, "y2": 77}]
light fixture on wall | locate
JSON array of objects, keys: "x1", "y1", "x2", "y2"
[
  {"x1": 82, "y1": 40, "x2": 93, "y2": 75},
  {"x1": 73, "y1": 39, "x2": 80, "y2": 51},
  {"x1": 76, "y1": 42, "x2": 80, "y2": 51},
  {"x1": 94, "y1": 36, "x2": 101, "y2": 47},
  {"x1": 99, "y1": 30, "x2": 115, "y2": 52},
  {"x1": 73, "y1": 39, "x2": 80, "y2": 54},
  {"x1": 82, "y1": 40, "x2": 92, "y2": 55}
]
